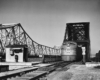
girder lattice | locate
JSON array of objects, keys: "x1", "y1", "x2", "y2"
[{"x1": 0, "y1": 23, "x2": 61, "y2": 56}]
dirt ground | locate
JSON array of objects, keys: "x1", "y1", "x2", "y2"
[{"x1": 46, "y1": 64, "x2": 100, "y2": 80}]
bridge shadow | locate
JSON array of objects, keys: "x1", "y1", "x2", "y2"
[{"x1": 76, "y1": 47, "x2": 83, "y2": 62}]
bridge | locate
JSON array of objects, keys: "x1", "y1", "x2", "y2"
[
  {"x1": 0, "y1": 22, "x2": 90, "y2": 63},
  {"x1": 0, "y1": 23, "x2": 61, "y2": 62}
]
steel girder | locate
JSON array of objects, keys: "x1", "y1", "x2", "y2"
[{"x1": 0, "y1": 23, "x2": 61, "y2": 56}]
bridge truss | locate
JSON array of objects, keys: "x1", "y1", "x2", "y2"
[{"x1": 0, "y1": 23, "x2": 61, "y2": 56}]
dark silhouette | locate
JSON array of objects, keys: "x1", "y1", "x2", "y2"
[
  {"x1": 15, "y1": 55, "x2": 18, "y2": 62},
  {"x1": 76, "y1": 47, "x2": 83, "y2": 61}
]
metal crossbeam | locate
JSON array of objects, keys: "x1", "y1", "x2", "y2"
[{"x1": 0, "y1": 23, "x2": 61, "y2": 56}]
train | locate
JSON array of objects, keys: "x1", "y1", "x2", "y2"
[
  {"x1": 62, "y1": 22, "x2": 90, "y2": 62},
  {"x1": 61, "y1": 41, "x2": 77, "y2": 61}
]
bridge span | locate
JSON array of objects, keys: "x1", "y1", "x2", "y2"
[{"x1": 0, "y1": 23, "x2": 61, "y2": 62}]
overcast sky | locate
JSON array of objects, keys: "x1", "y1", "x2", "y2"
[{"x1": 0, "y1": 0, "x2": 100, "y2": 56}]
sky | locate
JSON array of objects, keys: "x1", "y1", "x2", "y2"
[{"x1": 0, "y1": 0, "x2": 100, "y2": 57}]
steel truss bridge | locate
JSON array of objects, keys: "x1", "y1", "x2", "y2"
[{"x1": 0, "y1": 23, "x2": 61, "y2": 56}]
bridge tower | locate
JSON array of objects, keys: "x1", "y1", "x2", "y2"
[{"x1": 62, "y1": 22, "x2": 90, "y2": 62}]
